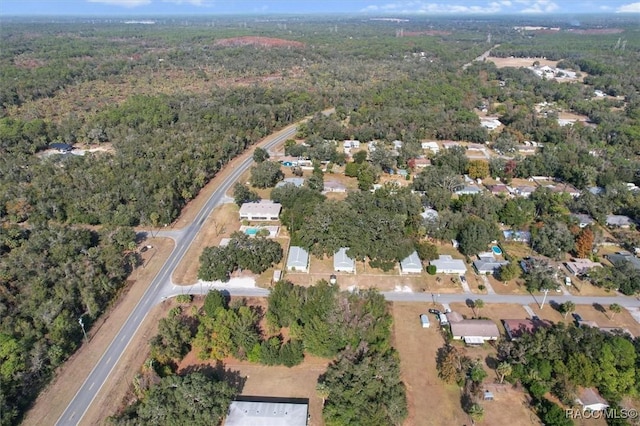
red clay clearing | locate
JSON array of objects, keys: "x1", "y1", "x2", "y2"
[{"x1": 214, "y1": 36, "x2": 305, "y2": 49}]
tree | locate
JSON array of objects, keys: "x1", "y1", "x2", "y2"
[
  {"x1": 530, "y1": 221, "x2": 575, "y2": 260},
  {"x1": 560, "y1": 301, "x2": 575, "y2": 319},
  {"x1": 457, "y1": 217, "x2": 499, "y2": 256},
  {"x1": 352, "y1": 150, "x2": 368, "y2": 164},
  {"x1": 496, "y1": 361, "x2": 512, "y2": 384},
  {"x1": 609, "y1": 303, "x2": 622, "y2": 319},
  {"x1": 319, "y1": 345, "x2": 407, "y2": 426},
  {"x1": 523, "y1": 259, "x2": 559, "y2": 293},
  {"x1": 232, "y1": 183, "x2": 259, "y2": 206},
  {"x1": 474, "y1": 299, "x2": 485, "y2": 318},
  {"x1": 499, "y1": 198, "x2": 535, "y2": 228},
  {"x1": 497, "y1": 262, "x2": 521, "y2": 282},
  {"x1": 574, "y1": 227, "x2": 594, "y2": 259},
  {"x1": 249, "y1": 161, "x2": 284, "y2": 188},
  {"x1": 467, "y1": 160, "x2": 489, "y2": 180},
  {"x1": 467, "y1": 403, "x2": 484, "y2": 422},
  {"x1": 415, "y1": 241, "x2": 438, "y2": 261},
  {"x1": 112, "y1": 372, "x2": 236, "y2": 425},
  {"x1": 252, "y1": 147, "x2": 270, "y2": 163},
  {"x1": 469, "y1": 361, "x2": 487, "y2": 384},
  {"x1": 203, "y1": 289, "x2": 227, "y2": 317}
]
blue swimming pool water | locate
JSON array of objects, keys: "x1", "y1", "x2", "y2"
[
  {"x1": 491, "y1": 245, "x2": 503, "y2": 255},
  {"x1": 245, "y1": 228, "x2": 258, "y2": 235}
]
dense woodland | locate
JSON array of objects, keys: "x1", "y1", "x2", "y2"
[{"x1": 1, "y1": 13, "x2": 640, "y2": 425}]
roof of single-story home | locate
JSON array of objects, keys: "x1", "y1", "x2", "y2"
[
  {"x1": 400, "y1": 251, "x2": 422, "y2": 273},
  {"x1": 334, "y1": 247, "x2": 355, "y2": 272},
  {"x1": 430, "y1": 255, "x2": 467, "y2": 274},
  {"x1": 565, "y1": 258, "x2": 602, "y2": 276},
  {"x1": 239, "y1": 201, "x2": 282, "y2": 219},
  {"x1": 276, "y1": 177, "x2": 305, "y2": 188},
  {"x1": 473, "y1": 255, "x2": 509, "y2": 274},
  {"x1": 571, "y1": 213, "x2": 595, "y2": 227},
  {"x1": 503, "y1": 318, "x2": 552, "y2": 340},
  {"x1": 224, "y1": 399, "x2": 309, "y2": 426},
  {"x1": 607, "y1": 251, "x2": 640, "y2": 270},
  {"x1": 450, "y1": 320, "x2": 500, "y2": 340},
  {"x1": 502, "y1": 230, "x2": 531, "y2": 242},
  {"x1": 606, "y1": 214, "x2": 634, "y2": 227},
  {"x1": 455, "y1": 185, "x2": 482, "y2": 195},
  {"x1": 286, "y1": 246, "x2": 309, "y2": 271},
  {"x1": 576, "y1": 388, "x2": 609, "y2": 412}
]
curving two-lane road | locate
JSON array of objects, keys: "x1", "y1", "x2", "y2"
[{"x1": 57, "y1": 124, "x2": 298, "y2": 425}]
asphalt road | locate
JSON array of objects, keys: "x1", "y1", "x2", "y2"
[{"x1": 56, "y1": 124, "x2": 298, "y2": 426}]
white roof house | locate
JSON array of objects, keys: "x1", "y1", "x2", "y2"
[
  {"x1": 400, "y1": 251, "x2": 423, "y2": 274},
  {"x1": 421, "y1": 141, "x2": 440, "y2": 153},
  {"x1": 431, "y1": 255, "x2": 467, "y2": 274},
  {"x1": 239, "y1": 201, "x2": 282, "y2": 221},
  {"x1": 224, "y1": 399, "x2": 309, "y2": 426},
  {"x1": 455, "y1": 185, "x2": 482, "y2": 196},
  {"x1": 276, "y1": 177, "x2": 305, "y2": 188},
  {"x1": 576, "y1": 388, "x2": 609, "y2": 412},
  {"x1": 333, "y1": 248, "x2": 355, "y2": 273},
  {"x1": 392, "y1": 140, "x2": 403, "y2": 149},
  {"x1": 286, "y1": 246, "x2": 309, "y2": 272}
]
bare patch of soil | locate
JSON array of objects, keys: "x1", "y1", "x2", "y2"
[{"x1": 214, "y1": 36, "x2": 305, "y2": 49}]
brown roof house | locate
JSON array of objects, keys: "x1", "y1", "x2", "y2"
[
  {"x1": 447, "y1": 313, "x2": 500, "y2": 345},
  {"x1": 502, "y1": 318, "x2": 552, "y2": 341},
  {"x1": 576, "y1": 388, "x2": 609, "y2": 412}
]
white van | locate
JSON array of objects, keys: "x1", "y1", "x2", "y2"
[
  {"x1": 420, "y1": 314, "x2": 430, "y2": 328},
  {"x1": 438, "y1": 313, "x2": 449, "y2": 325}
]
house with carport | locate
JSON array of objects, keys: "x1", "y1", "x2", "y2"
[
  {"x1": 333, "y1": 248, "x2": 355, "y2": 273},
  {"x1": 447, "y1": 312, "x2": 500, "y2": 345},
  {"x1": 430, "y1": 255, "x2": 467, "y2": 274}
]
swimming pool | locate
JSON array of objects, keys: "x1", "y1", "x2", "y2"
[
  {"x1": 491, "y1": 245, "x2": 503, "y2": 255},
  {"x1": 245, "y1": 228, "x2": 259, "y2": 235}
]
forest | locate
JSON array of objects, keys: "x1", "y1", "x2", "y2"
[{"x1": 1, "y1": 12, "x2": 640, "y2": 425}]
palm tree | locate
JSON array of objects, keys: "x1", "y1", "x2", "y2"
[
  {"x1": 474, "y1": 299, "x2": 485, "y2": 318},
  {"x1": 609, "y1": 303, "x2": 622, "y2": 319},
  {"x1": 468, "y1": 403, "x2": 484, "y2": 423},
  {"x1": 316, "y1": 383, "x2": 330, "y2": 406},
  {"x1": 561, "y1": 301, "x2": 576, "y2": 319},
  {"x1": 496, "y1": 361, "x2": 512, "y2": 384}
]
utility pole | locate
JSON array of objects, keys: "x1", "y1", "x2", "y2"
[
  {"x1": 78, "y1": 317, "x2": 88, "y2": 343},
  {"x1": 539, "y1": 288, "x2": 550, "y2": 309}
]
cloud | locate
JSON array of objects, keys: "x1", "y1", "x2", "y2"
[
  {"x1": 617, "y1": 2, "x2": 640, "y2": 12},
  {"x1": 361, "y1": 1, "x2": 504, "y2": 14},
  {"x1": 87, "y1": 0, "x2": 151, "y2": 6},
  {"x1": 519, "y1": 0, "x2": 558, "y2": 13},
  {"x1": 162, "y1": 0, "x2": 215, "y2": 5}
]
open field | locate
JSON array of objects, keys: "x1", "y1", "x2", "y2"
[
  {"x1": 487, "y1": 56, "x2": 559, "y2": 68},
  {"x1": 391, "y1": 302, "x2": 538, "y2": 426}
]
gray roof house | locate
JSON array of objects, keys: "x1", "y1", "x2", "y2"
[
  {"x1": 571, "y1": 213, "x2": 595, "y2": 228},
  {"x1": 607, "y1": 251, "x2": 640, "y2": 271},
  {"x1": 276, "y1": 177, "x2": 305, "y2": 188},
  {"x1": 400, "y1": 251, "x2": 423, "y2": 274},
  {"x1": 473, "y1": 253, "x2": 508, "y2": 274},
  {"x1": 449, "y1": 319, "x2": 500, "y2": 345},
  {"x1": 286, "y1": 246, "x2": 309, "y2": 272},
  {"x1": 431, "y1": 255, "x2": 467, "y2": 274},
  {"x1": 333, "y1": 248, "x2": 355, "y2": 273},
  {"x1": 455, "y1": 185, "x2": 482, "y2": 196},
  {"x1": 606, "y1": 214, "x2": 634, "y2": 228},
  {"x1": 224, "y1": 399, "x2": 309, "y2": 426},
  {"x1": 239, "y1": 201, "x2": 282, "y2": 221}
]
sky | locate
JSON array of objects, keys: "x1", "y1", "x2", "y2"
[{"x1": 1, "y1": 0, "x2": 640, "y2": 16}]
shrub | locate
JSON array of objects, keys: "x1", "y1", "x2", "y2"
[{"x1": 427, "y1": 264, "x2": 437, "y2": 275}]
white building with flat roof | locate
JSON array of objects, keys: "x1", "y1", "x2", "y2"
[
  {"x1": 224, "y1": 399, "x2": 309, "y2": 426},
  {"x1": 239, "y1": 200, "x2": 282, "y2": 221}
]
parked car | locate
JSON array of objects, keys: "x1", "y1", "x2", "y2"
[
  {"x1": 420, "y1": 314, "x2": 430, "y2": 328},
  {"x1": 428, "y1": 308, "x2": 441, "y2": 315},
  {"x1": 438, "y1": 313, "x2": 449, "y2": 325}
]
